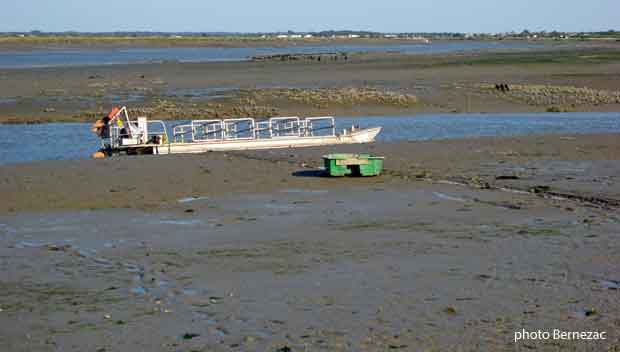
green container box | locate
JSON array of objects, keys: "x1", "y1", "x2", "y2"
[{"x1": 322, "y1": 153, "x2": 384, "y2": 177}]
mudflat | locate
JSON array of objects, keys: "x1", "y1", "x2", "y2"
[
  {"x1": 1, "y1": 133, "x2": 619, "y2": 350},
  {"x1": 2, "y1": 133, "x2": 619, "y2": 213},
  {"x1": 1, "y1": 42, "x2": 620, "y2": 123}
]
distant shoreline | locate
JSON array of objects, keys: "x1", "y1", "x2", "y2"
[
  {"x1": 0, "y1": 35, "x2": 593, "y2": 51},
  {"x1": 0, "y1": 36, "x2": 440, "y2": 50}
]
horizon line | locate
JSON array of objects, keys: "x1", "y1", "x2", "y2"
[{"x1": 2, "y1": 29, "x2": 618, "y2": 35}]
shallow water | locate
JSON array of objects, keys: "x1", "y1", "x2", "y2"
[
  {"x1": 0, "y1": 41, "x2": 536, "y2": 69},
  {"x1": 0, "y1": 122, "x2": 99, "y2": 164},
  {"x1": 0, "y1": 112, "x2": 619, "y2": 165},
  {"x1": 359, "y1": 112, "x2": 620, "y2": 142}
]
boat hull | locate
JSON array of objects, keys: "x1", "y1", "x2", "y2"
[{"x1": 152, "y1": 127, "x2": 382, "y2": 154}]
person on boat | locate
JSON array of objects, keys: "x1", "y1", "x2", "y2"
[{"x1": 92, "y1": 107, "x2": 124, "y2": 138}]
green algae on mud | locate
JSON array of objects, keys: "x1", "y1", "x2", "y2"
[
  {"x1": 475, "y1": 83, "x2": 620, "y2": 111},
  {"x1": 0, "y1": 87, "x2": 420, "y2": 124},
  {"x1": 425, "y1": 48, "x2": 620, "y2": 67}
]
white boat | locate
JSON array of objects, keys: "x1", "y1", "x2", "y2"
[{"x1": 92, "y1": 106, "x2": 382, "y2": 157}]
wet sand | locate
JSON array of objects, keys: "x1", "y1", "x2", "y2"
[
  {"x1": 1, "y1": 133, "x2": 620, "y2": 350},
  {"x1": 1, "y1": 43, "x2": 620, "y2": 123}
]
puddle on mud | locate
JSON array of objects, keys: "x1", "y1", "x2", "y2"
[
  {"x1": 157, "y1": 280, "x2": 171, "y2": 288},
  {"x1": 281, "y1": 189, "x2": 328, "y2": 195},
  {"x1": 193, "y1": 312, "x2": 218, "y2": 325},
  {"x1": 499, "y1": 187, "x2": 530, "y2": 195},
  {"x1": 124, "y1": 263, "x2": 142, "y2": 273},
  {"x1": 14, "y1": 240, "x2": 52, "y2": 249},
  {"x1": 130, "y1": 286, "x2": 148, "y2": 296},
  {"x1": 433, "y1": 192, "x2": 467, "y2": 203},
  {"x1": 108, "y1": 93, "x2": 147, "y2": 104},
  {"x1": 0, "y1": 224, "x2": 17, "y2": 235},
  {"x1": 164, "y1": 87, "x2": 236, "y2": 101},
  {"x1": 264, "y1": 202, "x2": 296, "y2": 210},
  {"x1": 571, "y1": 307, "x2": 598, "y2": 319},
  {"x1": 0, "y1": 97, "x2": 17, "y2": 105},
  {"x1": 104, "y1": 239, "x2": 129, "y2": 248},
  {"x1": 159, "y1": 219, "x2": 203, "y2": 226},
  {"x1": 182, "y1": 288, "x2": 199, "y2": 296},
  {"x1": 212, "y1": 328, "x2": 229, "y2": 338},
  {"x1": 76, "y1": 248, "x2": 97, "y2": 257},
  {"x1": 11, "y1": 225, "x2": 85, "y2": 235},
  {"x1": 92, "y1": 257, "x2": 114, "y2": 267},
  {"x1": 601, "y1": 280, "x2": 620, "y2": 290},
  {"x1": 177, "y1": 196, "x2": 209, "y2": 204}
]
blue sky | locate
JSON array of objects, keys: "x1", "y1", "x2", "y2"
[{"x1": 1, "y1": 0, "x2": 618, "y2": 33}]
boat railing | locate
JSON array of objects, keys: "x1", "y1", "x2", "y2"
[
  {"x1": 301, "y1": 117, "x2": 335, "y2": 137},
  {"x1": 270, "y1": 117, "x2": 300, "y2": 137},
  {"x1": 191, "y1": 120, "x2": 224, "y2": 141},
  {"x1": 172, "y1": 123, "x2": 194, "y2": 143},
  {"x1": 106, "y1": 119, "x2": 168, "y2": 147},
  {"x1": 105, "y1": 125, "x2": 118, "y2": 148},
  {"x1": 147, "y1": 120, "x2": 169, "y2": 144},
  {"x1": 255, "y1": 120, "x2": 272, "y2": 139},
  {"x1": 169, "y1": 116, "x2": 336, "y2": 144},
  {"x1": 223, "y1": 118, "x2": 256, "y2": 140}
]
